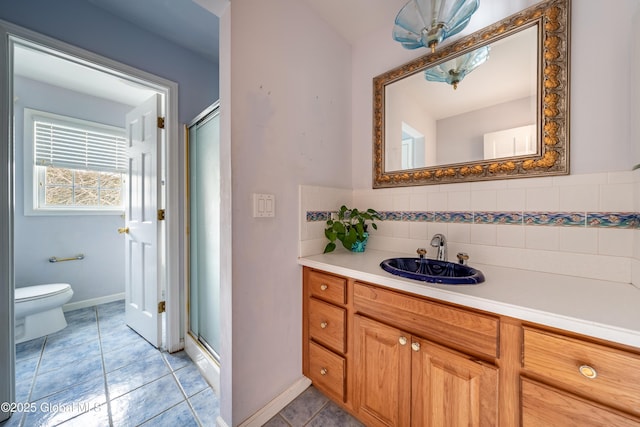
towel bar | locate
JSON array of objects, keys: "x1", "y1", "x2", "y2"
[{"x1": 49, "y1": 254, "x2": 84, "y2": 263}]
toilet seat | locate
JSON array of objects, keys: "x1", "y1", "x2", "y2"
[{"x1": 15, "y1": 283, "x2": 72, "y2": 302}]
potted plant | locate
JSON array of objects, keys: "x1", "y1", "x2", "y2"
[{"x1": 324, "y1": 205, "x2": 381, "y2": 253}]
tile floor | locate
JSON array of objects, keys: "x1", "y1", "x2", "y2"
[
  {"x1": 2, "y1": 301, "x2": 219, "y2": 427},
  {"x1": 2, "y1": 300, "x2": 361, "y2": 427}
]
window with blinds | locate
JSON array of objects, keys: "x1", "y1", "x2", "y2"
[{"x1": 25, "y1": 109, "x2": 127, "y2": 213}]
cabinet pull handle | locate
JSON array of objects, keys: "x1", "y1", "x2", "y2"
[
  {"x1": 320, "y1": 284, "x2": 328, "y2": 291},
  {"x1": 579, "y1": 365, "x2": 597, "y2": 379},
  {"x1": 411, "y1": 342, "x2": 420, "y2": 352},
  {"x1": 399, "y1": 336, "x2": 407, "y2": 346},
  {"x1": 320, "y1": 368, "x2": 328, "y2": 376},
  {"x1": 320, "y1": 321, "x2": 328, "y2": 329}
]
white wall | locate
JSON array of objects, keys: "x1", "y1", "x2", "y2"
[
  {"x1": 13, "y1": 76, "x2": 127, "y2": 302},
  {"x1": 225, "y1": 0, "x2": 352, "y2": 424}
]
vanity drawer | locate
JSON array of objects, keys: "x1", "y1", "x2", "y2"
[
  {"x1": 308, "y1": 270, "x2": 346, "y2": 305},
  {"x1": 353, "y1": 282, "x2": 499, "y2": 358},
  {"x1": 308, "y1": 341, "x2": 345, "y2": 402},
  {"x1": 523, "y1": 327, "x2": 640, "y2": 417},
  {"x1": 309, "y1": 298, "x2": 346, "y2": 353},
  {"x1": 521, "y1": 378, "x2": 640, "y2": 426}
]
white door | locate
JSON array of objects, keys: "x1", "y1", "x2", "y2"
[{"x1": 123, "y1": 94, "x2": 163, "y2": 347}]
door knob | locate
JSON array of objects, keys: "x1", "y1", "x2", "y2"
[{"x1": 118, "y1": 227, "x2": 130, "y2": 234}]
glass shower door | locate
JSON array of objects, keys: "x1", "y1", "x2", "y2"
[{"x1": 188, "y1": 103, "x2": 220, "y2": 360}]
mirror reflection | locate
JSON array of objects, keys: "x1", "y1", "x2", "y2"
[
  {"x1": 373, "y1": 0, "x2": 569, "y2": 188},
  {"x1": 385, "y1": 25, "x2": 538, "y2": 172}
]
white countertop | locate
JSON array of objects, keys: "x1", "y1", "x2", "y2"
[{"x1": 298, "y1": 249, "x2": 640, "y2": 349}]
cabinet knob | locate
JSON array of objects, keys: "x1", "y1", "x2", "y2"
[
  {"x1": 411, "y1": 342, "x2": 421, "y2": 352},
  {"x1": 579, "y1": 364, "x2": 597, "y2": 379},
  {"x1": 399, "y1": 336, "x2": 408, "y2": 346},
  {"x1": 320, "y1": 284, "x2": 328, "y2": 291},
  {"x1": 320, "y1": 368, "x2": 328, "y2": 376},
  {"x1": 320, "y1": 321, "x2": 328, "y2": 329}
]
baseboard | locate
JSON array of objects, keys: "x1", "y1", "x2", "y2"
[
  {"x1": 63, "y1": 293, "x2": 125, "y2": 312},
  {"x1": 238, "y1": 376, "x2": 312, "y2": 427}
]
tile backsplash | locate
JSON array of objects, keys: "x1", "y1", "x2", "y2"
[{"x1": 300, "y1": 171, "x2": 640, "y2": 286}]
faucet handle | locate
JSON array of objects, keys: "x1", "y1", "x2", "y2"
[
  {"x1": 416, "y1": 248, "x2": 427, "y2": 259},
  {"x1": 457, "y1": 252, "x2": 469, "y2": 265}
]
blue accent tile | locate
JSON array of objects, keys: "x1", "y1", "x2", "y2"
[
  {"x1": 587, "y1": 212, "x2": 638, "y2": 228},
  {"x1": 102, "y1": 337, "x2": 158, "y2": 373},
  {"x1": 15, "y1": 337, "x2": 45, "y2": 361},
  {"x1": 31, "y1": 354, "x2": 103, "y2": 400},
  {"x1": 173, "y1": 363, "x2": 210, "y2": 397},
  {"x1": 56, "y1": 403, "x2": 110, "y2": 427},
  {"x1": 110, "y1": 375, "x2": 184, "y2": 427},
  {"x1": 39, "y1": 339, "x2": 102, "y2": 374},
  {"x1": 189, "y1": 387, "x2": 220, "y2": 427},
  {"x1": 163, "y1": 350, "x2": 193, "y2": 371},
  {"x1": 474, "y1": 211, "x2": 523, "y2": 225},
  {"x1": 524, "y1": 212, "x2": 585, "y2": 226},
  {"x1": 99, "y1": 324, "x2": 146, "y2": 353},
  {"x1": 64, "y1": 307, "x2": 97, "y2": 325},
  {"x1": 140, "y1": 401, "x2": 199, "y2": 427},
  {"x1": 25, "y1": 376, "x2": 106, "y2": 426},
  {"x1": 107, "y1": 352, "x2": 171, "y2": 399}
]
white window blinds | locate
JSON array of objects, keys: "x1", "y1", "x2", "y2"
[{"x1": 34, "y1": 118, "x2": 127, "y2": 173}]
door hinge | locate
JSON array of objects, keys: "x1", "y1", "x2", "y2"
[
  {"x1": 158, "y1": 300, "x2": 166, "y2": 314},
  {"x1": 157, "y1": 209, "x2": 166, "y2": 221},
  {"x1": 157, "y1": 117, "x2": 165, "y2": 129}
]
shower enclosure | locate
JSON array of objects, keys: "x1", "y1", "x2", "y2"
[{"x1": 187, "y1": 102, "x2": 221, "y2": 361}]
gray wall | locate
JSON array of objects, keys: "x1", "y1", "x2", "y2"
[{"x1": 13, "y1": 76, "x2": 129, "y2": 302}]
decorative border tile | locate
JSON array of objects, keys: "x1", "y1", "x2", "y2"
[
  {"x1": 587, "y1": 212, "x2": 639, "y2": 229},
  {"x1": 474, "y1": 212, "x2": 523, "y2": 225},
  {"x1": 305, "y1": 210, "x2": 639, "y2": 229},
  {"x1": 434, "y1": 211, "x2": 473, "y2": 223},
  {"x1": 523, "y1": 212, "x2": 585, "y2": 227},
  {"x1": 306, "y1": 211, "x2": 331, "y2": 222}
]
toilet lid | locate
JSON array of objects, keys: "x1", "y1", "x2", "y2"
[{"x1": 15, "y1": 283, "x2": 72, "y2": 302}]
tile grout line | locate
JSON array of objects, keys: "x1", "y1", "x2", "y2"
[{"x1": 95, "y1": 305, "x2": 115, "y2": 427}]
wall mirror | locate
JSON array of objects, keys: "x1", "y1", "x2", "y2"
[{"x1": 373, "y1": 0, "x2": 569, "y2": 188}]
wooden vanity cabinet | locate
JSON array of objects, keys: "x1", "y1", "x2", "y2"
[
  {"x1": 303, "y1": 269, "x2": 349, "y2": 404},
  {"x1": 302, "y1": 266, "x2": 640, "y2": 426},
  {"x1": 354, "y1": 315, "x2": 498, "y2": 427},
  {"x1": 521, "y1": 326, "x2": 640, "y2": 426}
]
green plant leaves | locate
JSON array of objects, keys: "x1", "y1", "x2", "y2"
[{"x1": 323, "y1": 206, "x2": 381, "y2": 253}]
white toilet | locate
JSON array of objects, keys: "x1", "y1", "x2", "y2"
[{"x1": 15, "y1": 283, "x2": 74, "y2": 344}]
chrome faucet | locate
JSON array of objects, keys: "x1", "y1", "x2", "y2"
[{"x1": 430, "y1": 233, "x2": 447, "y2": 261}]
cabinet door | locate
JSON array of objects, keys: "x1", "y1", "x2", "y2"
[
  {"x1": 354, "y1": 315, "x2": 411, "y2": 427},
  {"x1": 411, "y1": 337, "x2": 498, "y2": 427}
]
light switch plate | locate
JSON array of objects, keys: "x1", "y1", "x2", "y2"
[{"x1": 253, "y1": 193, "x2": 275, "y2": 218}]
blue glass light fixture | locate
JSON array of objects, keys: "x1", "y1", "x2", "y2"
[
  {"x1": 424, "y1": 45, "x2": 489, "y2": 89},
  {"x1": 393, "y1": 0, "x2": 480, "y2": 53}
]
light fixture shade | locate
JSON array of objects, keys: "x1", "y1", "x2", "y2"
[
  {"x1": 424, "y1": 46, "x2": 489, "y2": 89},
  {"x1": 393, "y1": 0, "x2": 480, "y2": 52}
]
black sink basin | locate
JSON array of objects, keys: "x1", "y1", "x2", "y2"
[{"x1": 380, "y1": 257, "x2": 485, "y2": 285}]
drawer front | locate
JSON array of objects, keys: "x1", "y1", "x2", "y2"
[
  {"x1": 353, "y1": 282, "x2": 499, "y2": 358},
  {"x1": 308, "y1": 341, "x2": 345, "y2": 402},
  {"x1": 309, "y1": 298, "x2": 346, "y2": 353},
  {"x1": 522, "y1": 378, "x2": 640, "y2": 426},
  {"x1": 523, "y1": 327, "x2": 640, "y2": 417},
  {"x1": 308, "y1": 270, "x2": 346, "y2": 305}
]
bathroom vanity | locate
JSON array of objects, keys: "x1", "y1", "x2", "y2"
[{"x1": 300, "y1": 250, "x2": 640, "y2": 426}]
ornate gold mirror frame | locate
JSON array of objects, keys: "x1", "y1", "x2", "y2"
[{"x1": 373, "y1": 0, "x2": 570, "y2": 188}]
